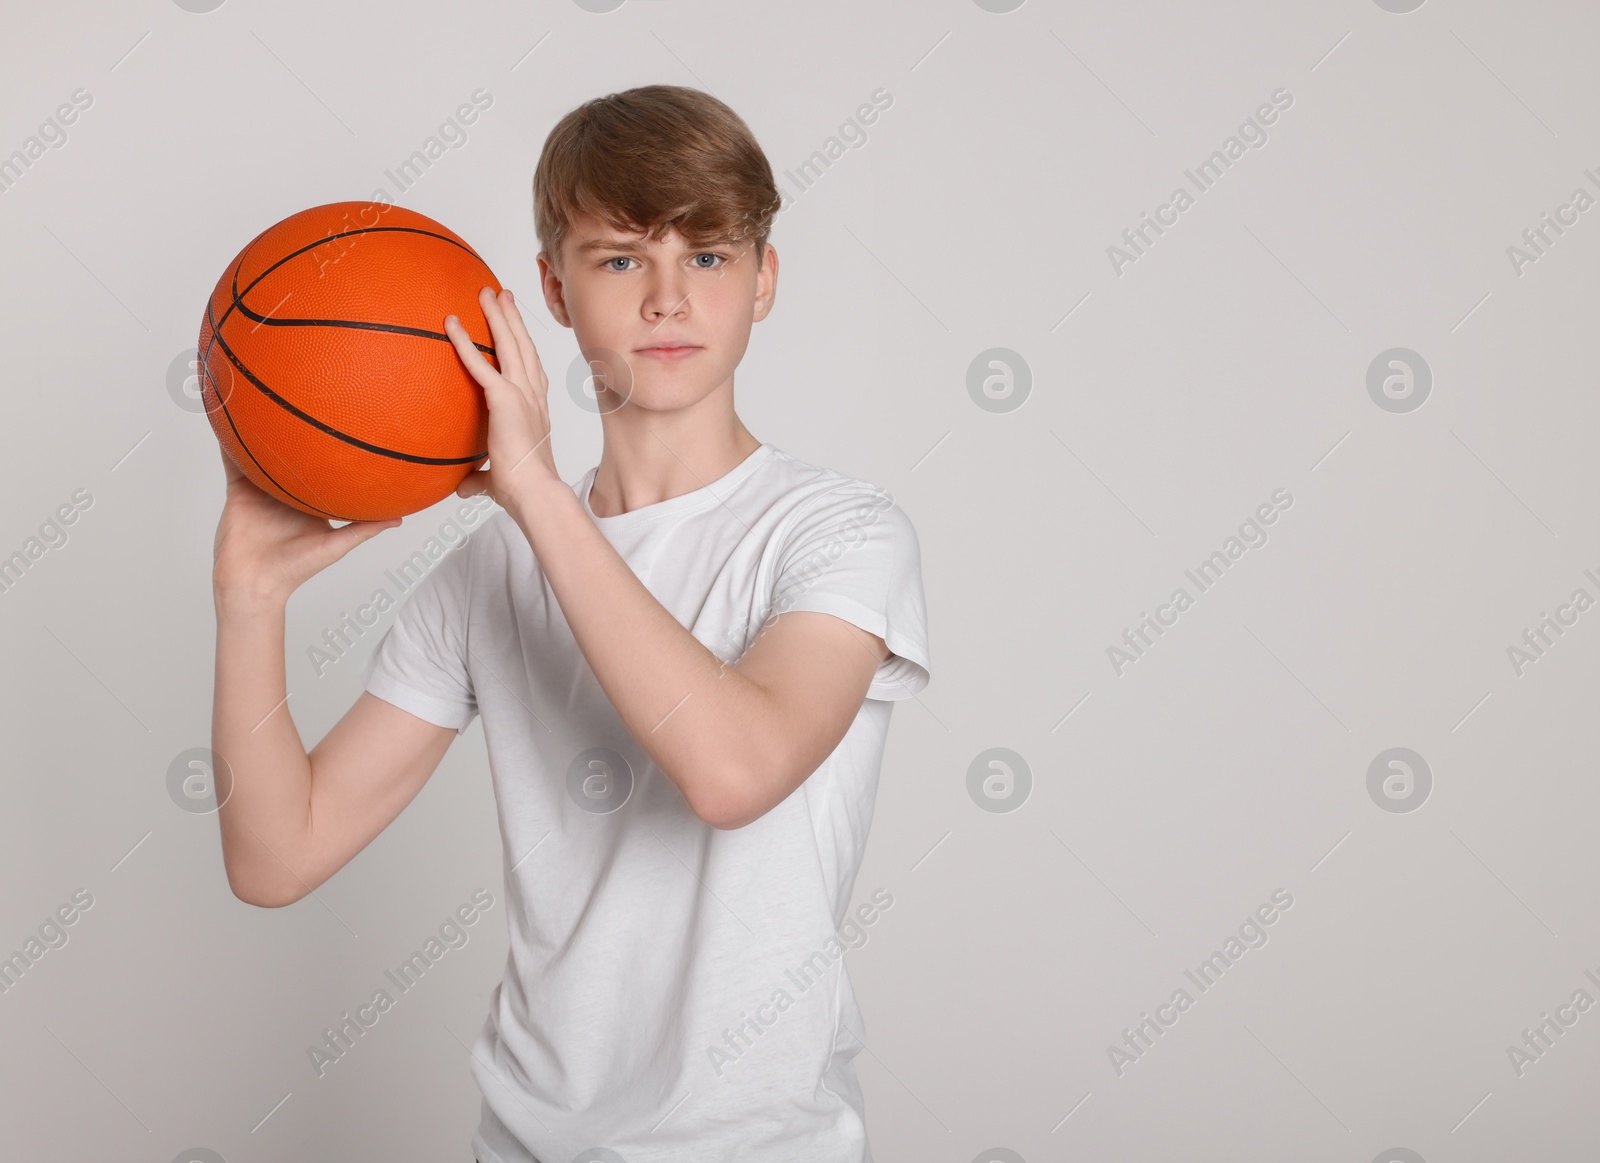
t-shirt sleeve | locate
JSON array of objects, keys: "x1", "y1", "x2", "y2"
[
  {"x1": 359, "y1": 538, "x2": 479, "y2": 734},
  {"x1": 767, "y1": 484, "x2": 931, "y2": 701}
]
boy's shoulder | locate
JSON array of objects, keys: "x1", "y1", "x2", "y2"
[{"x1": 760, "y1": 445, "x2": 902, "y2": 514}]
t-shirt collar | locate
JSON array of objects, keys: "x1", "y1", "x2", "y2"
[{"x1": 579, "y1": 442, "x2": 775, "y2": 530}]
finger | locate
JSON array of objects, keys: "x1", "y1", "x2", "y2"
[
  {"x1": 443, "y1": 313, "x2": 510, "y2": 395},
  {"x1": 477, "y1": 287, "x2": 526, "y2": 390},
  {"x1": 502, "y1": 289, "x2": 545, "y2": 390},
  {"x1": 498, "y1": 290, "x2": 551, "y2": 438},
  {"x1": 218, "y1": 443, "x2": 245, "y2": 483},
  {"x1": 448, "y1": 302, "x2": 521, "y2": 398}
]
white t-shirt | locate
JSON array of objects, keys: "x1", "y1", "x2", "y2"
[{"x1": 360, "y1": 442, "x2": 931, "y2": 1163}]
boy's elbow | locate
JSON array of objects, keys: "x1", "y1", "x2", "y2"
[
  {"x1": 226, "y1": 870, "x2": 300, "y2": 909},
  {"x1": 703, "y1": 801, "x2": 763, "y2": 831},
  {"x1": 691, "y1": 758, "x2": 787, "y2": 830},
  {"x1": 679, "y1": 763, "x2": 746, "y2": 829},
  {"x1": 692, "y1": 786, "x2": 758, "y2": 830},
  {"x1": 230, "y1": 885, "x2": 286, "y2": 909},
  {"x1": 240, "y1": 894, "x2": 295, "y2": 909},
  {"x1": 230, "y1": 884, "x2": 282, "y2": 909}
]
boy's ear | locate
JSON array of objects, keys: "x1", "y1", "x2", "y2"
[
  {"x1": 751, "y1": 242, "x2": 778, "y2": 323},
  {"x1": 537, "y1": 252, "x2": 574, "y2": 328}
]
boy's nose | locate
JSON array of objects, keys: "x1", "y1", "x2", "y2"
[{"x1": 641, "y1": 277, "x2": 692, "y2": 320}]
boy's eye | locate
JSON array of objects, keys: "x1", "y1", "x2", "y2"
[{"x1": 603, "y1": 252, "x2": 726, "y2": 271}]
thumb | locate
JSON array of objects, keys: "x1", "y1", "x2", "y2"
[{"x1": 456, "y1": 468, "x2": 492, "y2": 499}]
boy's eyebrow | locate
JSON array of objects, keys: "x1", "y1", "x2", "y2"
[
  {"x1": 575, "y1": 236, "x2": 650, "y2": 254},
  {"x1": 575, "y1": 235, "x2": 741, "y2": 255}
]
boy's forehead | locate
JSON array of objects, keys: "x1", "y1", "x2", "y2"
[
  {"x1": 566, "y1": 212, "x2": 743, "y2": 251},
  {"x1": 570, "y1": 213, "x2": 672, "y2": 246}
]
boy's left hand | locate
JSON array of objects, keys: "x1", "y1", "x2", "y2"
[{"x1": 444, "y1": 286, "x2": 560, "y2": 511}]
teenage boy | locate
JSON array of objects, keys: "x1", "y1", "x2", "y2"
[{"x1": 211, "y1": 84, "x2": 930, "y2": 1163}]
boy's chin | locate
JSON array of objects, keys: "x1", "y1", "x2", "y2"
[{"x1": 607, "y1": 379, "x2": 721, "y2": 414}]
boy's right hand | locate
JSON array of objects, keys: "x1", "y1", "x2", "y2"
[{"x1": 212, "y1": 445, "x2": 401, "y2": 607}]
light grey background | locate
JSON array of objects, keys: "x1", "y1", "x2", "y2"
[{"x1": 2, "y1": 0, "x2": 1597, "y2": 1160}]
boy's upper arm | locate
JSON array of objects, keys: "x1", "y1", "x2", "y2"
[
  {"x1": 273, "y1": 539, "x2": 479, "y2": 903},
  {"x1": 293, "y1": 692, "x2": 460, "y2": 902},
  {"x1": 726, "y1": 611, "x2": 889, "y2": 824}
]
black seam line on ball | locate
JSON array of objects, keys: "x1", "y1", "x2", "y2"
[
  {"x1": 201, "y1": 254, "x2": 343, "y2": 516},
  {"x1": 219, "y1": 225, "x2": 491, "y2": 340},
  {"x1": 228, "y1": 296, "x2": 497, "y2": 357},
  {"x1": 208, "y1": 302, "x2": 490, "y2": 467},
  {"x1": 203, "y1": 298, "x2": 346, "y2": 518},
  {"x1": 229, "y1": 225, "x2": 494, "y2": 354},
  {"x1": 201, "y1": 306, "x2": 346, "y2": 520}
]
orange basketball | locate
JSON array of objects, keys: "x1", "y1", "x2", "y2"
[{"x1": 198, "y1": 201, "x2": 500, "y2": 522}]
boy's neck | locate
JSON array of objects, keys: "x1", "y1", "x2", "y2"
[{"x1": 587, "y1": 417, "x2": 763, "y2": 519}]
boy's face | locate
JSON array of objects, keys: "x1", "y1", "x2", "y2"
[{"x1": 538, "y1": 211, "x2": 777, "y2": 414}]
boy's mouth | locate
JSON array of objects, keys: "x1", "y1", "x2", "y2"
[{"x1": 636, "y1": 342, "x2": 702, "y2": 361}]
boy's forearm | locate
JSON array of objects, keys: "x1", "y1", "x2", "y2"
[
  {"x1": 211, "y1": 591, "x2": 316, "y2": 905},
  {"x1": 506, "y1": 482, "x2": 774, "y2": 824}
]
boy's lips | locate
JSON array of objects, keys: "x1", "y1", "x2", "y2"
[{"x1": 636, "y1": 342, "x2": 702, "y2": 361}]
